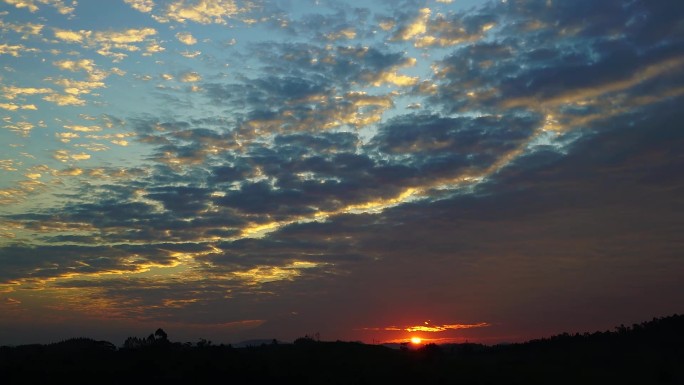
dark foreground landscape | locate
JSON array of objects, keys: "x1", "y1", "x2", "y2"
[{"x1": 2, "y1": 315, "x2": 682, "y2": 384}]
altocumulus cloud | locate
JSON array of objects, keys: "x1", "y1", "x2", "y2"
[{"x1": 0, "y1": 0, "x2": 682, "y2": 344}]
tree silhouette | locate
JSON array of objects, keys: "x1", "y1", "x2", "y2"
[
  {"x1": 1, "y1": 315, "x2": 681, "y2": 384},
  {"x1": 123, "y1": 336, "x2": 143, "y2": 349},
  {"x1": 154, "y1": 328, "x2": 168, "y2": 342}
]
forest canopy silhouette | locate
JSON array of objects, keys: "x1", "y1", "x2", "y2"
[{"x1": 1, "y1": 314, "x2": 682, "y2": 384}]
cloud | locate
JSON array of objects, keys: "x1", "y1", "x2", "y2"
[
  {"x1": 63, "y1": 124, "x2": 102, "y2": 132},
  {"x1": 124, "y1": 0, "x2": 154, "y2": 13},
  {"x1": 53, "y1": 150, "x2": 91, "y2": 162},
  {"x1": 56, "y1": 132, "x2": 79, "y2": 142},
  {"x1": 53, "y1": 167, "x2": 83, "y2": 176},
  {"x1": 179, "y1": 50, "x2": 201, "y2": 58},
  {"x1": 392, "y1": 7, "x2": 431, "y2": 41},
  {"x1": 361, "y1": 322, "x2": 490, "y2": 333},
  {"x1": 179, "y1": 71, "x2": 202, "y2": 82},
  {"x1": 2, "y1": 85, "x2": 53, "y2": 100},
  {"x1": 156, "y1": 0, "x2": 244, "y2": 24},
  {"x1": 2, "y1": 0, "x2": 76, "y2": 15},
  {"x1": 0, "y1": 243, "x2": 195, "y2": 284},
  {"x1": 0, "y1": 159, "x2": 19, "y2": 171},
  {"x1": 96, "y1": 28, "x2": 158, "y2": 45},
  {"x1": 501, "y1": 56, "x2": 684, "y2": 110},
  {"x1": 53, "y1": 59, "x2": 96, "y2": 72},
  {"x1": 43, "y1": 93, "x2": 85, "y2": 106},
  {"x1": 0, "y1": 178, "x2": 47, "y2": 205},
  {"x1": 0, "y1": 102, "x2": 38, "y2": 110},
  {"x1": 53, "y1": 28, "x2": 89, "y2": 43},
  {"x1": 363, "y1": 57, "x2": 419, "y2": 87},
  {"x1": 49, "y1": 78, "x2": 106, "y2": 96},
  {"x1": 0, "y1": 20, "x2": 44, "y2": 39},
  {"x1": 2, "y1": 297, "x2": 21, "y2": 305},
  {"x1": 175, "y1": 31, "x2": 197, "y2": 45},
  {"x1": 3, "y1": 120, "x2": 34, "y2": 136},
  {"x1": 53, "y1": 27, "x2": 159, "y2": 60},
  {"x1": 0, "y1": 43, "x2": 39, "y2": 56},
  {"x1": 413, "y1": 12, "x2": 496, "y2": 48},
  {"x1": 325, "y1": 28, "x2": 356, "y2": 41},
  {"x1": 0, "y1": 0, "x2": 682, "y2": 341},
  {"x1": 43, "y1": 60, "x2": 122, "y2": 105}
]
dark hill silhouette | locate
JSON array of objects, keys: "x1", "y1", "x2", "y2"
[{"x1": 1, "y1": 315, "x2": 682, "y2": 384}]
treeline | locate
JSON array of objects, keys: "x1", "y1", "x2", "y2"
[{"x1": 1, "y1": 314, "x2": 682, "y2": 384}]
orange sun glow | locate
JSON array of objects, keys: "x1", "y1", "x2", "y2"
[{"x1": 410, "y1": 337, "x2": 422, "y2": 344}]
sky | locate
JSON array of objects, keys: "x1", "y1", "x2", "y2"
[{"x1": 0, "y1": 0, "x2": 682, "y2": 346}]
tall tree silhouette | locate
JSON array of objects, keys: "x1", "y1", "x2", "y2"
[{"x1": 154, "y1": 328, "x2": 168, "y2": 342}]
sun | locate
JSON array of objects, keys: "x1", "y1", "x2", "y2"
[{"x1": 410, "y1": 337, "x2": 422, "y2": 344}]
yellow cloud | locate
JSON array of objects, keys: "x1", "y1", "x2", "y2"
[
  {"x1": 53, "y1": 28, "x2": 90, "y2": 43},
  {"x1": 175, "y1": 31, "x2": 197, "y2": 45},
  {"x1": 56, "y1": 132, "x2": 80, "y2": 143},
  {"x1": 159, "y1": 0, "x2": 241, "y2": 24},
  {"x1": 326, "y1": 28, "x2": 356, "y2": 41},
  {"x1": 3, "y1": 0, "x2": 38, "y2": 12},
  {"x1": 145, "y1": 42, "x2": 165, "y2": 55},
  {"x1": 0, "y1": 160, "x2": 19, "y2": 171},
  {"x1": 0, "y1": 187, "x2": 25, "y2": 204},
  {"x1": 53, "y1": 150, "x2": 90, "y2": 162},
  {"x1": 179, "y1": 71, "x2": 202, "y2": 82},
  {"x1": 3, "y1": 0, "x2": 75, "y2": 14},
  {"x1": 231, "y1": 261, "x2": 321, "y2": 285},
  {"x1": 373, "y1": 71, "x2": 419, "y2": 87},
  {"x1": 75, "y1": 143, "x2": 109, "y2": 152},
  {"x1": 365, "y1": 57, "x2": 419, "y2": 87},
  {"x1": 1, "y1": 20, "x2": 44, "y2": 39},
  {"x1": 124, "y1": 0, "x2": 154, "y2": 13},
  {"x1": 503, "y1": 56, "x2": 684, "y2": 110},
  {"x1": 110, "y1": 67, "x2": 126, "y2": 77},
  {"x1": 71, "y1": 153, "x2": 91, "y2": 161},
  {"x1": 53, "y1": 27, "x2": 159, "y2": 60},
  {"x1": 46, "y1": 60, "x2": 117, "y2": 103},
  {"x1": 414, "y1": 33, "x2": 484, "y2": 48},
  {"x1": 404, "y1": 323, "x2": 490, "y2": 332},
  {"x1": 51, "y1": 78, "x2": 106, "y2": 95},
  {"x1": 0, "y1": 43, "x2": 39, "y2": 57},
  {"x1": 413, "y1": 16, "x2": 494, "y2": 48},
  {"x1": 53, "y1": 167, "x2": 84, "y2": 176},
  {"x1": 2, "y1": 85, "x2": 53, "y2": 100},
  {"x1": 359, "y1": 322, "x2": 490, "y2": 333},
  {"x1": 394, "y1": 7, "x2": 431, "y2": 41},
  {"x1": 85, "y1": 132, "x2": 136, "y2": 145},
  {"x1": 43, "y1": 93, "x2": 85, "y2": 106},
  {"x1": 52, "y1": 150, "x2": 69, "y2": 162},
  {"x1": 98, "y1": 27, "x2": 157, "y2": 44},
  {"x1": 3, "y1": 121, "x2": 34, "y2": 136},
  {"x1": 0, "y1": 103, "x2": 19, "y2": 110},
  {"x1": 63, "y1": 124, "x2": 102, "y2": 132},
  {"x1": 0, "y1": 102, "x2": 36, "y2": 110},
  {"x1": 53, "y1": 59, "x2": 96, "y2": 73}
]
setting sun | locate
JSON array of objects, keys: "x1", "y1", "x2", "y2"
[{"x1": 410, "y1": 337, "x2": 422, "y2": 344}]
